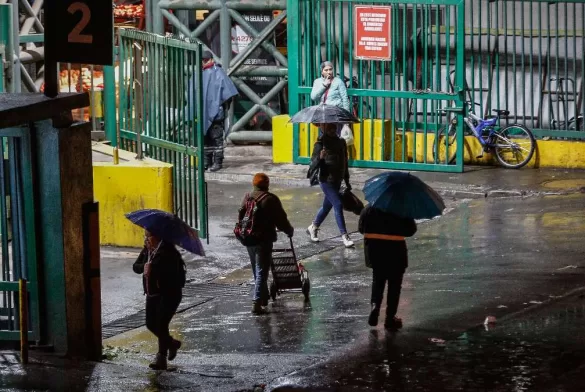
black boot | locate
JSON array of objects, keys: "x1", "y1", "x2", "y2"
[
  {"x1": 209, "y1": 152, "x2": 223, "y2": 172},
  {"x1": 368, "y1": 303, "x2": 380, "y2": 326},
  {"x1": 384, "y1": 316, "x2": 403, "y2": 330},
  {"x1": 204, "y1": 153, "x2": 213, "y2": 171},
  {"x1": 168, "y1": 339, "x2": 181, "y2": 361},
  {"x1": 148, "y1": 353, "x2": 168, "y2": 370}
]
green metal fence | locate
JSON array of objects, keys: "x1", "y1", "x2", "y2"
[
  {"x1": 117, "y1": 29, "x2": 208, "y2": 237},
  {"x1": 289, "y1": 0, "x2": 467, "y2": 172},
  {"x1": 464, "y1": 0, "x2": 584, "y2": 139},
  {"x1": 0, "y1": 129, "x2": 39, "y2": 342}
]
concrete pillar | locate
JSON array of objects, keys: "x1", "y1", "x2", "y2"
[{"x1": 33, "y1": 120, "x2": 101, "y2": 359}]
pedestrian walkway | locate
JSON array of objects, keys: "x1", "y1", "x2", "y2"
[
  {"x1": 210, "y1": 146, "x2": 585, "y2": 199},
  {"x1": 2, "y1": 157, "x2": 585, "y2": 391}
]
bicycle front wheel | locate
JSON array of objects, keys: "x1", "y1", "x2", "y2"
[
  {"x1": 433, "y1": 123, "x2": 457, "y2": 164},
  {"x1": 493, "y1": 124, "x2": 535, "y2": 169}
]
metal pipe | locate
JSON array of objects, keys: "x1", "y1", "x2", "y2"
[
  {"x1": 19, "y1": 63, "x2": 37, "y2": 92},
  {"x1": 220, "y1": 0, "x2": 232, "y2": 131},
  {"x1": 19, "y1": 278, "x2": 28, "y2": 364},
  {"x1": 158, "y1": 0, "x2": 286, "y2": 11},
  {"x1": 231, "y1": 66, "x2": 287, "y2": 77},
  {"x1": 190, "y1": 9, "x2": 220, "y2": 40},
  {"x1": 160, "y1": 9, "x2": 192, "y2": 38},
  {"x1": 134, "y1": 42, "x2": 144, "y2": 159},
  {"x1": 153, "y1": 0, "x2": 165, "y2": 34},
  {"x1": 219, "y1": 0, "x2": 232, "y2": 68},
  {"x1": 229, "y1": 79, "x2": 286, "y2": 132},
  {"x1": 104, "y1": 66, "x2": 117, "y2": 147},
  {"x1": 227, "y1": 130, "x2": 272, "y2": 143},
  {"x1": 231, "y1": 77, "x2": 280, "y2": 117},
  {"x1": 228, "y1": 10, "x2": 287, "y2": 75},
  {"x1": 18, "y1": 0, "x2": 44, "y2": 35},
  {"x1": 18, "y1": 47, "x2": 44, "y2": 63},
  {"x1": 11, "y1": 0, "x2": 20, "y2": 91},
  {"x1": 228, "y1": 9, "x2": 288, "y2": 67}
]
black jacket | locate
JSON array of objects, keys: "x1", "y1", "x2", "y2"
[
  {"x1": 133, "y1": 242, "x2": 184, "y2": 296},
  {"x1": 238, "y1": 189, "x2": 294, "y2": 243},
  {"x1": 309, "y1": 135, "x2": 350, "y2": 186},
  {"x1": 358, "y1": 206, "x2": 417, "y2": 269}
]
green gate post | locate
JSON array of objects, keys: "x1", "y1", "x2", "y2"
[
  {"x1": 103, "y1": 65, "x2": 117, "y2": 147},
  {"x1": 0, "y1": 4, "x2": 12, "y2": 93}
]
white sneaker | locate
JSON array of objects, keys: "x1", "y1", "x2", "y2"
[
  {"x1": 307, "y1": 224, "x2": 319, "y2": 242},
  {"x1": 342, "y1": 234, "x2": 354, "y2": 248}
]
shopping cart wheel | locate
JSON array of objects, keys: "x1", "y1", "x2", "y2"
[
  {"x1": 302, "y1": 277, "x2": 310, "y2": 300},
  {"x1": 270, "y1": 281, "x2": 277, "y2": 301}
]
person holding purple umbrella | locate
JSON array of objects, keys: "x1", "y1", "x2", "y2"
[{"x1": 133, "y1": 230, "x2": 186, "y2": 370}]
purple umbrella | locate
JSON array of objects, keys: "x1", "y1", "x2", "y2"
[{"x1": 125, "y1": 209, "x2": 205, "y2": 256}]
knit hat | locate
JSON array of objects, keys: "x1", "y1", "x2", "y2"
[
  {"x1": 252, "y1": 173, "x2": 269, "y2": 190},
  {"x1": 202, "y1": 50, "x2": 213, "y2": 60}
]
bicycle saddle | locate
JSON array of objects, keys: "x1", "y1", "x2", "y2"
[{"x1": 492, "y1": 109, "x2": 510, "y2": 116}]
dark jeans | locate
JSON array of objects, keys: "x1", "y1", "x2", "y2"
[
  {"x1": 246, "y1": 242, "x2": 273, "y2": 302},
  {"x1": 145, "y1": 293, "x2": 182, "y2": 355},
  {"x1": 204, "y1": 122, "x2": 224, "y2": 164},
  {"x1": 314, "y1": 181, "x2": 347, "y2": 234},
  {"x1": 371, "y1": 261, "x2": 406, "y2": 319}
]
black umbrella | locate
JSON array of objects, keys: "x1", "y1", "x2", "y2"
[{"x1": 289, "y1": 104, "x2": 359, "y2": 124}]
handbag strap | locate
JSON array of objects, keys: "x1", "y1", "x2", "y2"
[{"x1": 322, "y1": 80, "x2": 331, "y2": 103}]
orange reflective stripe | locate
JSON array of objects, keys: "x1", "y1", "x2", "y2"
[{"x1": 364, "y1": 233, "x2": 405, "y2": 241}]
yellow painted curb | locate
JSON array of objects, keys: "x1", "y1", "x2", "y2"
[{"x1": 272, "y1": 118, "x2": 585, "y2": 168}]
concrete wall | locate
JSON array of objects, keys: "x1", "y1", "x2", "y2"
[{"x1": 92, "y1": 144, "x2": 173, "y2": 248}]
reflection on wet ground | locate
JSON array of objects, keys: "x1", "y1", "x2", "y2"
[{"x1": 273, "y1": 295, "x2": 585, "y2": 391}]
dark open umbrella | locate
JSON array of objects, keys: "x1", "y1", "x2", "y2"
[
  {"x1": 363, "y1": 172, "x2": 445, "y2": 219},
  {"x1": 289, "y1": 104, "x2": 359, "y2": 124},
  {"x1": 125, "y1": 209, "x2": 205, "y2": 256}
]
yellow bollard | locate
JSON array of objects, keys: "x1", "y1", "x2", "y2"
[
  {"x1": 113, "y1": 146, "x2": 120, "y2": 165},
  {"x1": 19, "y1": 278, "x2": 28, "y2": 364}
]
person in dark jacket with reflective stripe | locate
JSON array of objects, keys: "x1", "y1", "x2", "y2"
[
  {"x1": 358, "y1": 205, "x2": 417, "y2": 330},
  {"x1": 306, "y1": 123, "x2": 354, "y2": 248},
  {"x1": 239, "y1": 173, "x2": 294, "y2": 314},
  {"x1": 133, "y1": 231, "x2": 184, "y2": 370}
]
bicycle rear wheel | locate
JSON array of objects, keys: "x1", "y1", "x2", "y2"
[
  {"x1": 433, "y1": 123, "x2": 457, "y2": 164},
  {"x1": 493, "y1": 124, "x2": 535, "y2": 169}
]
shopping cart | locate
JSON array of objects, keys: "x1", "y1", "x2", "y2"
[{"x1": 269, "y1": 236, "x2": 310, "y2": 302}]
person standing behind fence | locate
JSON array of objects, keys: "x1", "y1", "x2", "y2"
[
  {"x1": 311, "y1": 61, "x2": 350, "y2": 112},
  {"x1": 187, "y1": 50, "x2": 238, "y2": 172},
  {"x1": 358, "y1": 205, "x2": 417, "y2": 330}
]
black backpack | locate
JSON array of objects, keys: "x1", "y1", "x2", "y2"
[{"x1": 234, "y1": 192, "x2": 269, "y2": 246}]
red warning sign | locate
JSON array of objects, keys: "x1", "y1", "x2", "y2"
[{"x1": 354, "y1": 6, "x2": 392, "y2": 61}]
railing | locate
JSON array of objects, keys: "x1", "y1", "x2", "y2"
[
  {"x1": 463, "y1": 0, "x2": 584, "y2": 139},
  {"x1": 116, "y1": 29, "x2": 207, "y2": 237}
]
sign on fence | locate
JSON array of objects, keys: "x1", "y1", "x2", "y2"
[{"x1": 354, "y1": 6, "x2": 392, "y2": 61}]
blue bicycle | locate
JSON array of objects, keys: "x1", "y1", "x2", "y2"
[{"x1": 433, "y1": 102, "x2": 536, "y2": 169}]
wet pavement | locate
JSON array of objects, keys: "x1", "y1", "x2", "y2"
[{"x1": 2, "y1": 165, "x2": 585, "y2": 391}]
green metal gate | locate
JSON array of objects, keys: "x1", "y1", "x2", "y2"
[
  {"x1": 117, "y1": 29, "x2": 208, "y2": 237},
  {"x1": 0, "y1": 129, "x2": 40, "y2": 342},
  {"x1": 288, "y1": 0, "x2": 466, "y2": 172}
]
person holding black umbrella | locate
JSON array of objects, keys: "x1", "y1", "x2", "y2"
[
  {"x1": 133, "y1": 231, "x2": 186, "y2": 370},
  {"x1": 307, "y1": 123, "x2": 354, "y2": 248},
  {"x1": 360, "y1": 172, "x2": 445, "y2": 330},
  {"x1": 359, "y1": 207, "x2": 417, "y2": 330}
]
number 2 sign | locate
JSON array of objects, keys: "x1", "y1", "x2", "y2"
[{"x1": 45, "y1": 0, "x2": 113, "y2": 65}]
